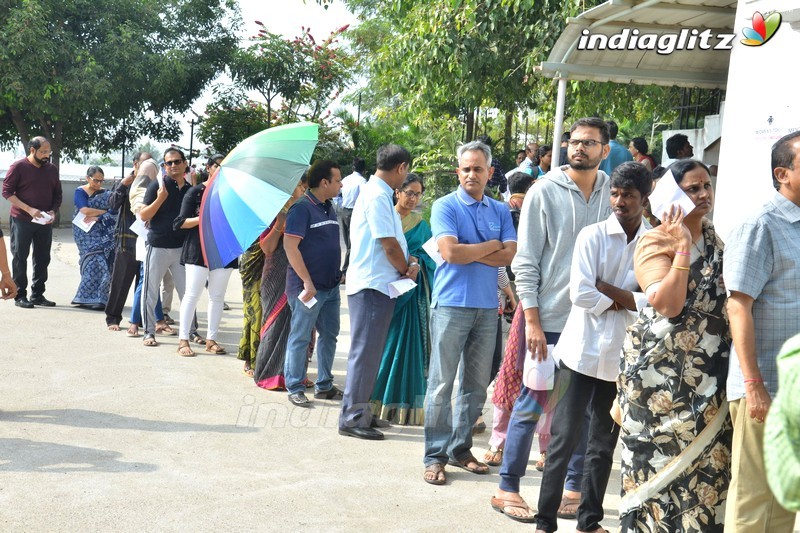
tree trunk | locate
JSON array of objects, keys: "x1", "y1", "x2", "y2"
[
  {"x1": 503, "y1": 111, "x2": 513, "y2": 155},
  {"x1": 10, "y1": 108, "x2": 31, "y2": 153},
  {"x1": 465, "y1": 109, "x2": 475, "y2": 141}
]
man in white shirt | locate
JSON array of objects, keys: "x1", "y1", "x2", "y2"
[
  {"x1": 337, "y1": 157, "x2": 367, "y2": 279},
  {"x1": 492, "y1": 161, "x2": 651, "y2": 528},
  {"x1": 339, "y1": 145, "x2": 418, "y2": 440}
]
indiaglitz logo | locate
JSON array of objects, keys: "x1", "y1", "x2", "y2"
[
  {"x1": 577, "y1": 28, "x2": 735, "y2": 55},
  {"x1": 741, "y1": 11, "x2": 781, "y2": 46}
]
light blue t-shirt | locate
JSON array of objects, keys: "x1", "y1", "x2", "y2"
[
  {"x1": 431, "y1": 186, "x2": 516, "y2": 309},
  {"x1": 599, "y1": 139, "x2": 633, "y2": 176}
]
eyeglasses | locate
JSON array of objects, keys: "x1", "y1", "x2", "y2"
[
  {"x1": 88, "y1": 177, "x2": 104, "y2": 183},
  {"x1": 164, "y1": 159, "x2": 185, "y2": 167},
  {"x1": 401, "y1": 190, "x2": 422, "y2": 199},
  {"x1": 568, "y1": 139, "x2": 605, "y2": 148}
]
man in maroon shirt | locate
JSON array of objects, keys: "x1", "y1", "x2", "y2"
[{"x1": 1, "y1": 136, "x2": 62, "y2": 308}]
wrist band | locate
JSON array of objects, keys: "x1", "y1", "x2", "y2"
[
  {"x1": 744, "y1": 378, "x2": 763, "y2": 383},
  {"x1": 671, "y1": 265, "x2": 689, "y2": 271},
  {"x1": 674, "y1": 251, "x2": 690, "y2": 256},
  {"x1": 409, "y1": 262, "x2": 419, "y2": 268}
]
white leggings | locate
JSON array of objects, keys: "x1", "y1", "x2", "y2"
[{"x1": 180, "y1": 264, "x2": 233, "y2": 341}]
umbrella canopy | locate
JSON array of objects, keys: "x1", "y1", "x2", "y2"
[{"x1": 200, "y1": 122, "x2": 319, "y2": 269}]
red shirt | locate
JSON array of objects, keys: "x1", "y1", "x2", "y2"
[{"x1": 2, "y1": 157, "x2": 62, "y2": 221}]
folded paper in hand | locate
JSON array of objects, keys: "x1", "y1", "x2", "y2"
[
  {"x1": 522, "y1": 344, "x2": 556, "y2": 390},
  {"x1": 422, "y1": 237, "x2": 445, "y2": 267},
  {"x1": 130, "y1": 217, "x2": 149, "y2": 238},
  {"x1": 649, "y1": 170, "x2": 697, "y2": 219},
  {"x1": 298, "y1": 290, "x2": 317, "y2": 309},
  {"x1": 71, "y1": 213, "x2": 95, "y2": 232},
  {"x1": 31, "y1": 212, "x2": 54, "y2": 225},
  {"x1": 388, "y1": 278, "x2": 416, "y2": 299}
]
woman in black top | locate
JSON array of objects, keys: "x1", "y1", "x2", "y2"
[{"x1": 173, "y1": 182, "x2": 237, "y2": 356}]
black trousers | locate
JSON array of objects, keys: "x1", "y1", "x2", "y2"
[
  {"x1": 104, "y1": 248, "x2": 139, "y2": 326},
  {"x1": 535, "y1": 364, "x2": 620, "y2": 533},
  {"x1": 339, "y1": 207, "x2": 353, "y2": 274},
  {"x1": 10, "y1": 217, "x2": 53, "y2": 300}
]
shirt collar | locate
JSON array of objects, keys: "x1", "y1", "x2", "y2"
[
  {"x1": 370, "y1": 175, "x2": 395, "y2": 196},
  {"x1": 456, "y1": 185, "x2": 489, "y2": 206},
  {"x1": 772, "y1": 191, "x2": 800, "y2": 223},
  {"x1": 605, "y1": 213, "x2": 648, "y2": 240},
  {"x1": 305, "y1": 190, "x2": 328, "y2": 207}
]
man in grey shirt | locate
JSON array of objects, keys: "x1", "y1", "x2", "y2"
[{"x1": 724, "y1": 130, "x2": 800, "y2": 532}]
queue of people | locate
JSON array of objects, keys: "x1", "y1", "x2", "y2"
[{"x1": 2, "y1": 126, "x2": 799, "y2": 532}]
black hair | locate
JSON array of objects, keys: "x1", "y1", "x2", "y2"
[
  {"x1": 207, "y1": 153, "x2": 224, "y2": 165},
  {"x1": 538, "y1": 145, "x2": 552, "y2": 158},
  {"x1": 477, "y1": 134, "x2": 493, "y2": 147},
  {"x1": 29, "y1": 136, "x2": 50, "y2": 151},
  {"x1": 631, "y1": 137, "x2": 649, "y2": 155},
  {"x1": 668, "y1": 159, "x2": 710, "y2": 184},
  {"x1": 376, "y1": 144, "x2": 412, "y2": 171},
  {"x1": 516, "y1": 149, "x2": 526, "y2": 158},
  {"x1": 651, "y1": 165, "x2": 669, "y2": 181},
  {"x1": 352, "y1": 157, "x2": 367, "y2": 174},
  {"x1": 132, "y1": 151, "x2": 143, "y2": 165},
  {"x1": 771, "y1": 131, "x2": 800, "y2": 190},
  {"x1": 570, "y1": 118, "x2": 610, "y2": 144},
  {"x1": 307, "y1": 160, "x2": 340, "y2": 189},
  {"x1": 666, "y1": 134, "x2": 689, "y2": 159},
  {"x1": 86, "y1": 166, "x2": 105, "y2": 178},
  {"x1": 610, "y1": 161, "x2": 652, "y2": 198},
  {"x1": 400, "y1": 172, "x2": 424, "y2": 192},
  {"x1": 508, "y1": 171, "x2": 535, "y2": 194},
  {"x1": 561, "y1": 132, "x2": 571, "y2": 142},
  {"x1": 606, "y1": 120, "x2": 619, "y2": 140},
  {"x1": 163, "y1": 147, "x2": 186, "y2": 161}
]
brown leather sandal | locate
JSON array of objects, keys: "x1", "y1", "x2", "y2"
[
  {"x1": 205, "y1": 340, "x2": 226, "y2": 354},
  {"x1": 177, "y1": 340, "x2": 196, "y2": 357}
]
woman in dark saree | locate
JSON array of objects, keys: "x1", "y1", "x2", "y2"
[{"x1": 618, "y1": 160, "x2": 732, "y2": 531}]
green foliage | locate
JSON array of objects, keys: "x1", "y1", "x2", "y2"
[
  {"x1": 0, "y1": 0, "x2": 239, "y2": 163},
  {"x1": 196, "y1": 88, "x2": 272, "y2": 155}
]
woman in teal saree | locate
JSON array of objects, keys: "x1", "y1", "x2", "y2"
[{"x1": 370, "y1": 173, "x2": 435, "y2": 425}]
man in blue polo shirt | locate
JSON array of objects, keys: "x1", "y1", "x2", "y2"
[
  {"x1": 422, "y1": 141, "x2": 516, "y2": 485},
  {"x1": 283, "y1": 160, "x2": 344, "y2": 407}
]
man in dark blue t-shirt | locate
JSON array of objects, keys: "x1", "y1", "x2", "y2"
[{"x1": 283, "y1": 160, "x2": 343, "y2": 407}]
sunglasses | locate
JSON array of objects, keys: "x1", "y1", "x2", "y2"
[{"x1": 164, "y1": 159, "x2": 185, "y2": 167}]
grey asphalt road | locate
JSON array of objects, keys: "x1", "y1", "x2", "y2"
[{"x1": 0, "y1": 227, "x2": 637, "y2": 532}]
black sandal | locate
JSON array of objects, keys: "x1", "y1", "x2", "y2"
[{"x1": 190, "y1": 333, "x2": 206, "y2": 345}]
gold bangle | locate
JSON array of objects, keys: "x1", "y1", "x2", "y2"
[{"x1": 671, "y1": 265, "x2": 689, "y2": 271}]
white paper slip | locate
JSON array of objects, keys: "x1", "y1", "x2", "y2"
[
  {"x1": 649, "y1": 170, "x2": 697, "y2": 219},
  {"x1": 135, "y1": 236, "x2": 146, "y2": 262},
  {"x1": 422, "y1": 236, "x2": 445, "y2": 267},
  {"x1": 31, "y1": 212, "x2": 53, "y2": 225},
  {"x1": 298, "y1": 290, "x2": 317, "y2": 309},
  {"x1": 522, "y1": 344, "x2": 556, "y2": 391},
  {"x1": 388, "y1": 278, "x2": 417, "y2": 299},
  {"x1": 130, "y1": 217, "x2": 149, "y2": 238},
  {"x1": 72, "y1": 213, "x2": 95, "y2": 232}
]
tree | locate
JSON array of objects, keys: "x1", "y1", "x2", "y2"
[
  {"x1": 197, "y1": 88, "x2": 272, "y2": 155},
  {"x1": 0, "y1": 0, "x2": 240, "y2": 165}
]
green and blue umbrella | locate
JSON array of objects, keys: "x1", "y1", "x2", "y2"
[{"x1": 200, "y1": 122, "x2": 318, "y2": 269}]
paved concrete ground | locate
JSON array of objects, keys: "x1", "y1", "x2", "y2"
[{"x1": 11, "y1": 227, "x2": 789, "y2": 532}]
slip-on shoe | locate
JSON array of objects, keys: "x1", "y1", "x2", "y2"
[
  {"x1": 288, "y1": 392, "x2": 312, "y2": 408},
  {"x1": 15, "y1": 298, "x2": 34, "y2": 309},
  {"x1": 30, "y1": 296, "x2": 55, "y2": 307},
  {"x1": 314, "y1": 385, "x2": 343, "y2": 400}
]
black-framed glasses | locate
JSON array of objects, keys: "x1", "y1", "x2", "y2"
[
  {"x1": 568, "y1": 139, "x2": 605, "y2": 148},
  {"x1": 164, "y1": 159, "x2": 185, "y2": 167},
  {"x1": 401, "y1": 190, "x2": 422, "y2": 199}
]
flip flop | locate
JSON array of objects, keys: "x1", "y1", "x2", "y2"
[
  {"x1": 448, "y1": 455, "x2": 490, "y2": 474},
  {"x1": 143, "y1": 335, "x2": 158, "y2": 347},
  {"x1": 127, "y1": 325, "x2": 140, "y2": 337},
  {"x1": 107, "y1": 324, "x2": 121, "y2": 332},
  {"x1": 557, "y1": 496, "x2": 580, "y2": 519},
  {"x1": 490, "y1": 496, "x2": 537, "y2": 523},
  {"x1": 423, "y1": 463, "x2": 446, "y2": 485}
]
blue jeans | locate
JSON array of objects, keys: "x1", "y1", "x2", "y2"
[
  {"x1": 424, "y1": 306, "x2": 496, "y2": 466},
  {"x1": 284, "y1": 286, "x2": 340, "y2": 395},
  {"x1": 130, "y1": 263, "x2": 162, "y2": 325}
]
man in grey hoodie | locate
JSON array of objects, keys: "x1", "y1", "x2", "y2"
[{"x1": 489, "y1": 117, "x2": 612, "y2": 526}]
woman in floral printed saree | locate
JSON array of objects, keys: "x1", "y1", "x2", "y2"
[{"x1": 618, "y1": 160, "x2": 732, "y2": 532}]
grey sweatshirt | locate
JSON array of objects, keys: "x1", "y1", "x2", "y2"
[{"x1": 511, "y1": 166, "x2": 612, "y2": 332}]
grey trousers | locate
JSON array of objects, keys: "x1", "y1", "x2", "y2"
[
  {"x1": 141, "y1": 245, "x2": 190, "y2": 337},
  {"x1": 339, "y1": 289, "x2": 396, "y2": 429}
]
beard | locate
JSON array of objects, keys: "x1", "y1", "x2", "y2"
[
  {"x1": 34, "y1": 155, "x2": 50, "y2": 165},
  {"x1": 568, "y1": 153, "x2": 601, "y2": 170}
]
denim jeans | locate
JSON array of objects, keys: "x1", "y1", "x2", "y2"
[
  {"x1": 424, "y1": 306, "x2": 496, "y2": 466},
  {"x1": 131, "y1": 262, "x2": 162, "y2": 325},
  {"x1": 284, "y1": 286, "x2": 340, "y2": 395}
]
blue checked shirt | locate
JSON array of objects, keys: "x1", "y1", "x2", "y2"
[{"x1": 724, "y1": 192, "x2": 800, "y2": 399}]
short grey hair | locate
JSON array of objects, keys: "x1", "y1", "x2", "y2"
[{"x1": 457, "y1": 141, "x2": 492, "y2": 167}]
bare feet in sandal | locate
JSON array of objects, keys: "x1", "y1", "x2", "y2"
[
  {"x1": 242, "y1": 363, "x2": 254, "y2": 377},
  {"x1": 127, "y1": 324, "x2": 140, "y2": 337},
  {"x1": 483, "y1": 446, "x2": 503, "y2": 466},
  {"x1": 156, "y1": 321, "x2": 176, "y2": 336},
  {"x1": 143, "y1": 335, "x2": 158, "y2": 347},
  {"x1": 423, "y1": 463, "x2": 446, "y2": 485},
  {"x1": 205, "y1": 340, "x2": 226, "y2": 354},
  {"x1": 107, "y1": 324, "x2": 121, "y2": 332},
  {"x1": 177, "y1": 340, "x2": 196, "y2": 357},
  {"x1": 490, "y1": 490, "x2": 537, "y2": 523}
]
